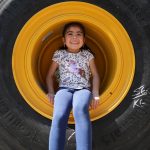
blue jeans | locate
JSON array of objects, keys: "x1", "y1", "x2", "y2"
[{"x1": 49, "y1": 88, "x2": 92, "y2": 150}]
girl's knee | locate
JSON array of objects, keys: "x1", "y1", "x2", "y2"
[{"x1": 73, "y1": 104, "x2": 89, "y2": 118}]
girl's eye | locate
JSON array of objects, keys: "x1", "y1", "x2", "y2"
[
  {"x1": 77, "y1": 33, "x2": 82, "y2": 36},
  {"x1": 66, "y1": 32, "x2": 73, "y2": 35},
  {"x1": 66, "y1": 32, "x2": 83, "y2": 37}
]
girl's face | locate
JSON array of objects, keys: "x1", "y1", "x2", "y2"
[{"x1": 63, "y1": 26, "x2": 85, "y2": 52}]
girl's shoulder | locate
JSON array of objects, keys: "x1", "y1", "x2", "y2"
[
  {"x1": 81, "y1": 49, "x2": 94, "y2": 56},
  {"x1": 82, "y1": 49, "x2": 92, "y2": 54},
  {"x1": 52, "y1": 49, "x2": 66, "y2": 63},
  {"x1": 55, "y1": 49, "x2": 65, "y2": 52},
  {"x1": 53, "y1": 49, "x2": 66, "y2": 55},
  {"x1": 81, "y1": 49, "x2": 95, "y2": 61}
]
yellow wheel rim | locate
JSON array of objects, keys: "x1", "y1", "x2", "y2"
[{"x1": 12, "y1": 2, "x2": 135, "y2": 123}]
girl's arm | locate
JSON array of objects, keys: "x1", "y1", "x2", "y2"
[
  {"x1": 89, "y1": 58, "x2": 100, "y2": 109},
  {"x1": 46, "y1": 61, "x2": 59, "y2": 104}
]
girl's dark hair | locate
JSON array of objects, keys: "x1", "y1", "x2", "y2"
[
  {"x1": 62, "y1": 22, "x2": 85, "y2": 37},
  {"x1": 60, "y1": 22, "x2": 95, "y2": 55}
]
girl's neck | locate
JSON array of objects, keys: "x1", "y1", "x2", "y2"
[{"x1": 66, "y1": 49, "x2": 81, "y2": 53}]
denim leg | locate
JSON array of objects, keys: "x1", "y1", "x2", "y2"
[
  {"x1": 49, "y1": 89, "x2": 73, "y2": 150},
  {"x1": 73, "y1": 89, "x2": 92, "y2": 150}
]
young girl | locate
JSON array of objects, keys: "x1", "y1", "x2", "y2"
[{"x1": 46, "y1": 22, "x2": 100, "y2": 150}]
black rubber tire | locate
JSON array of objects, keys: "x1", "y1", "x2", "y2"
[{"x1": 0, "y1": 0, "x2": 150, "y2": 150}]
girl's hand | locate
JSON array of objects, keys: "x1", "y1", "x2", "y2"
[
  {"x1": 47, "y1": 93, "x2": 55, "y2": 105},
  {"x1": 90, "y1": 97, "x2": 100, "y2": 109}
]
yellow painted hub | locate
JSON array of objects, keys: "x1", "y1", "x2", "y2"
[{"x1": 12, "y1": 2, "x2": 135, "y2": 123}]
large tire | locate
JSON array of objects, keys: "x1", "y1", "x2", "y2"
[{"x1": 0, "y1": 0, "x2": 150, "y2": 150}]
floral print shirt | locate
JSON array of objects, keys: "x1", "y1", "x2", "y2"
[{"x1": 52, "y1": 49, "x2": 94, "y2": 89}]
